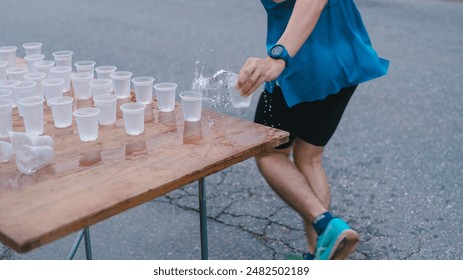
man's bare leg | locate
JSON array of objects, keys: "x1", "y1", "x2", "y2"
[
  {"x1": 255, "y1": 146, "x2": 327, "y2": 232},
  {"x1": 293, "y1": 138, "x2": 331, "y2": 255}
]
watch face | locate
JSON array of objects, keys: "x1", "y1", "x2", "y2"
[{"x1": 271, "y1": 45, "x2": 283, "y2": 56}]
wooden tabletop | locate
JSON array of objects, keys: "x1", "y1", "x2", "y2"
[{"x1": 0, "y1": 90, "x2": 288, "y2": 253}]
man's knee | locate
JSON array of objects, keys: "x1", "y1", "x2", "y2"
[{"x1": 255, "y1": 148, "x2": 291, "y2": 168}]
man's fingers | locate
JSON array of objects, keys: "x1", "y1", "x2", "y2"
[{"x1": 244, "y1": 75, "x2": 268, "y2": 97}]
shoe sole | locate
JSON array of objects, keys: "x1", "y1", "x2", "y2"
[{"x1": 330, "y1": 229, "x2": 360, "y2": 260}]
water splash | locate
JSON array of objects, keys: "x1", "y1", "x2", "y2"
[{"x1": 191, "y1": 68, "x2": 235, "y2": 111}]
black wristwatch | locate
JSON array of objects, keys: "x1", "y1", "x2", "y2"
[{"x1": 268, "y1": 44, "x2": 292, "y2": 67}]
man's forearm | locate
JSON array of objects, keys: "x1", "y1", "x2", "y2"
[{"x1": 277, "y1": 0, "x2": 327, "y2": 57}]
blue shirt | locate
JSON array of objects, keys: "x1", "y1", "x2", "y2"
[{"x1": 262, "y1": 0, "x2": 389, "y2": 107}]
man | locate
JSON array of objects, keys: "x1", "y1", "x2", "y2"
[{"x1": 237, "y1": 0, "x2": 388, "y2": 260}]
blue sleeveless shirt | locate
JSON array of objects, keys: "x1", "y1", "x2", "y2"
[{"x1": 261, "y1": 0, "x2": 389, "y2": 107}]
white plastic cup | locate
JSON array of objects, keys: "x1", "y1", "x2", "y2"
[
  {"x1": 16, "y1": 144, "x2": 54, "y2": 175},
  {"x1": 154, "y1": 82, "x2": 177, "y2": 112},
  {"x1": 48, "y1": 96, "x2": 74, "y2": 128},
  {"x1": 227, "y1": 73, "x2": 252, "y2": 108},
  {"x1": 0, "y1": 80, "x2": 20, "y2": 108},
  {"x1": 0, "y1": 88, "x2": 12, "y2": 100},
  {"x1": 8, "y1": 131, "x2": 53, "y2": 154},
  {"x1": 6, "y1": 65, "x2": 28, "y2": 81},
  {"x1": 110, "y1": 71, "x2": 132, "y2": 99},
  {"x1": 0, "y1": 46, "x2": 17, "y2": 68},
  {"x1": 52, "y1": 50, "x2": 73, "y2": 68},
  {"x1": 42, "y1": 78, "x2": 64, "y2": 105},
  {"x1": 120, "y1": 102, "x2": 146, "y2": 136},
  {"x1": 13, "y1": 81, "x2": 37, "y2": 115},
  {"x1": 74, "y1": 60, "x2": 96, "y2": 76},
  {"x1": 71, "y1": 72, "x2": 93, "y2": 100},
  {"x1": 50, "y1": 66, "x2": 72, "y2": 92},
  {"x1": 0, "y1": 141, "x2": 13, "y2": 163},
  {"x1": 95, "y1": 65, "x2": 116, "y2": 91},
  {"x1": 180, "y1": 91, "x2": 202, "y2": 122},
  {"x1": 33, "y1": 60, "x2": 55, "y2": 78},
  {"x1": 0, "y1": 99, "x2": 14, "y2": 138},
  {"x1": 89, "y1": 79, "x2": 112, "y2": 97},
  {"x1": 0, "y1": 61, "x2": 8, "y2": 80},
  {"x1": 24, "y1": 72, "x2": 46, "y2": 97},
  {"x1": 95, "y1": 65, "x2": 117, "y2": 79},
  {"x1": 18, "y1": 96, "x2": 44, "y2": 135},
  {"x1": 93, "y1": 94, "x2": 117, "y2": 126},
  {"x1": 24, "y1": 54, "x2": 45, "y2": 72},
  {"x1": 132, "y1": 76, "x2": 155, "y2": 104},
  {"x1": 73, "y1": 107, "x2": 100, "y2": 142},
  {"x1": 22, "y1": 42, "x2": 43, "y2": 56}
]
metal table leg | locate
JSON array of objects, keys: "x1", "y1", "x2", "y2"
[
  {"x1": 198, "y1": 178, "x2": 208, "y2": 260},
  {"x1": 67, "y1": 227, "x2": 93, "y2": 260}
]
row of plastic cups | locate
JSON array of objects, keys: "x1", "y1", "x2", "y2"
[
  {"x1": 0, "y1": 43, "x2": 42, "y2": 65},
  {"x1": 0, "y1": 48, "x2": 73, "y2": 81},
  {"x1": 0, "y1": 59, "x2": 80, "y2": 82},
  {"x1": 73, "y1": 101, "x2": 146, "y2": 142},
  {"x1": 13, "y1": 92, "x2": 147, "y2": 141},
  {"x1": 0, "y1": 92, "x2": 202, "y2": 147},
  {"x1": 0, "y1": 93, "x2": 68, "y2": 138},
  {"x1": 0, "y1": 60, "x2": 55, "y2": 81},
  {"x1": 0, "y1": 78, "x2": 65, "y2": 110},
  {"x1": 1, "y1": 43, "x2": 72, "y2": 72},
  {"x1": 2, "y1": 65, "x2": 72, "y2": 92}
]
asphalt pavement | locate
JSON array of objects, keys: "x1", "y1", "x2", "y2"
[{"x1": 1, "y1": 0, "x2": 462, "y2": 260}]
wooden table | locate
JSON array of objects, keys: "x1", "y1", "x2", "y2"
[{"x1": 0, "y1": 90, "x2": 288, "y2": 259}]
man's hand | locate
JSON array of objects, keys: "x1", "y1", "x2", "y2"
[{"x1": 237, "y1": 56, "x2": 285, "y2": 97}]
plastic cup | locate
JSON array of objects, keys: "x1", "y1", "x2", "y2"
[
  {"x1": 179, "y1": 91, "x2": 202, "y2": 122},
  {"x1": 132, "y1": 76, "x2": 154, "y2": 104},
  {"x1": 93, "y1": 94, "x2": 117, "y2": 126},
  {"x1": 50, "y1": 66, "x2": 72, "y2": 92},
  {"x1": 73, "y1": 107, "x2": 100, "y2": 142},
  {"x1": 33, "y1": 60, "x2": 55, "y2": 78},
  {"x1": 24, "y1": 72, "x2": 46, "y2": 97},
  {"x1": 0, "y1": 80, "x2": 20, "y2": 108},
  {"x1": 110, "y1": 71, "x2": 132, "y2": 99},
  {"x1": 227, "y1": 73, "x2": 252, "y2": 108},
  {"x1": 0, "y1": 61, "x2": 8, "y2": 80},
  {"x1": 120, "y1": 102, "x2": 146, "y2": 136},
  {"x1": 0, "y1": 46, "x2": 17, "y2": 68},
  {"x1": 0, "y1": 141, "x2": 13, "y2": 163},
  {"x1": 0, "y1": 88, "x2": 12, "y2": 100},
  {"x1": 24, "y1": 54, "x2": 45, "y2": 72},
  {"x1": 154, "y1": 82, "x2": 177, "y2": 112},
  {"x1": 42, "y1": 78, "x2": 64, "y2": 105},
  {"x1": 52, "y1": 50, "x2": 73, "y2": 68},
  {"x1": 48, "y1": 96, "x2": 74, "y2": 128},
  {"x1": 22, "y1": 42, "x2": 42, "y2": 56},
  {"x1": 71, "y1": 72, "x2": 93, "y2": 100},
  {"x1": 74, "y1": 61, "x2": 96, "y2": 77},
  {"x1": 13, "y1": 81, "x2": 37, "y2": 115},
  {"x1": 16, "y1": 144, "x2": 54, "y2": 175},
  {"x1": 89, "y1": 79, "x2": 112, "y2": 97},
  {"x1": 0, "y1": 99, "x2": 13, "y2": 138},
  {"x1": 8, "y1": 131, "x2": 53, "y2": 154},
  {"x1": 95, "y1": 65, "x2": 117, "y2": 79},
  {"x1": 6, "y1": 65, "x2": 28, "y2": 81},
  {"x1": 18, "y1": 96, "x2": 44, "y2": 135}
]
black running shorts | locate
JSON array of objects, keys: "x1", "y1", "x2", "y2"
[{"x1": 254, "y1": 84, "x2": 357, "y2": 148}]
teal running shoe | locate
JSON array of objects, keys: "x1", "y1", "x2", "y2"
[{"x1": 315, "y1": 218, "x2": 359, "y2": 260}]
